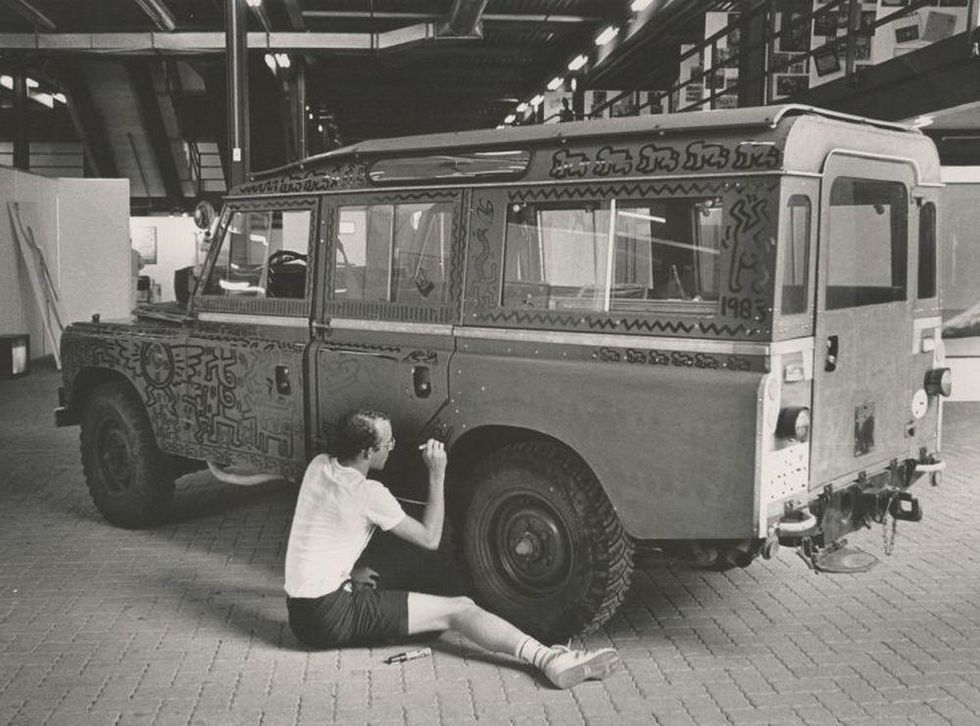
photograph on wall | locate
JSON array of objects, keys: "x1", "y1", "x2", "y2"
[
  {"x1": 779, "y1": 9, "x2": 811, "y2": 52},
  {"x1": 775, "y1": 74, "x2": 809, "y2": 98},
  {"x1": 894, "y1": 22, "x2": 920, "y2": 42},
  {"x1": 132, "y1": 226, "x2": 157, "y2": 265},
  {"x1": 610, "y1": 92, "x2": 639, "y2": 117},
  {"x1": 813, "y1": 11, "x2": 839, "y2": 37},
  {"x1": 813, "y1": 48, "x2": 841, "y2": 76},
  {"x1": 922, "y1": 10, "x2": 957, "y2": 40}
]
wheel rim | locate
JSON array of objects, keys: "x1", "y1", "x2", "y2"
[
  {"x1": 96, "y1": 420, "x2": 133, "y2": 495},
  {"x1": 487, "y1": 491, "x2": 573, "y2": 598}
]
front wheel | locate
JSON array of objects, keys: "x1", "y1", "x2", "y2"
[
  {"x1": 457, "y1": 441, "x2": 633, "y2": 641},
  {"x1": 80, "y1": 381, "x2": 175, "y2": 528}
]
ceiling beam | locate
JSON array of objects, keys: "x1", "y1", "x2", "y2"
[
  {"x1": 0, "y1": 28, "x2": 489, "y2": 53},
  {"x1": 302, "y1": 11, "x2": 599, "y2": 25},
  {"x1": 443, "y1": 0, "x2": 489, "y2": 36},
  {"x1": 132, "y1": 0, "x2": 177, "y2": 32},
  {"x1": 0, "y1": 0, "x2": 56, "y2": 31}
]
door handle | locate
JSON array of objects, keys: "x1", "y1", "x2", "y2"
[
  {"x1": 412, "y1": 365, "x2": 432, "y2": 398},
  {"x1": 825, "y1": 335, "x2": 838, "y2": 372}
]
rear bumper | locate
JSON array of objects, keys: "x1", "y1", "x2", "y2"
[{"x1": 774, "y1": 454, "x2": 940, "y2": 547}]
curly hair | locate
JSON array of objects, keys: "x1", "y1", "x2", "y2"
[{"x1": 332, "y1": 408, "x2": 389, "y2": 461}]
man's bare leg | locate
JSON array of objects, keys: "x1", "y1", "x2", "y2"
[{"x1": 406, "y1": 592, "x2": 619, "y2": 688}]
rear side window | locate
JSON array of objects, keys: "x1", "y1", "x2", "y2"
[
  {"x1": 918, "y1": 201, "x2": 936, "y2": 300},
  {"x1": 205, "y1": 209, "x2": 311, "y2": 298},
  {"x1": 334, "y1": 202, "x2": 452, "y2": 305},
  {"x1": 826, "y1": 178, "x2": 907, "y2": 310},
  {"x1": 502, "y1": 197, "x2": 723, "y2": 312},
  {"x1": 781, "y1": 195, "x2": 811, "y2": 315}
]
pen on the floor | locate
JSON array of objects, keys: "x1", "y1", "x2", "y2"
[{"x1": 384, "y1": 647, "x2": 431, "y2": 664}]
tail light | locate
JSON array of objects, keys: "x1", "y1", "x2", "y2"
[
  {"x1": 924, "y1": 367, "x2": 952, "y2": 397},
  {"x1": 776, "y1": 407, "x2": 811, "y2": 442}
]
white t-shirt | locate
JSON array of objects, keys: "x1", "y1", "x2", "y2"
[{"x1": 284, "y1": 454, "x2": 406, "y2": 598}]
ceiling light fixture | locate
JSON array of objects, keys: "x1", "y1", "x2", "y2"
[
  {"x1": 567, "y1": 55, "x2": 588, "y2": 71},
  {"x1": 275, "y1": 53, "x2": 291, "y2": 68},
  {"x1": 631, "y1": 0, "x2": 655, "y2": 12},
  {"x1": 547, "y1": 76, "x2": 563, "y2": 91},
  {"x1": 245, "y1": 0, "x2": 263, "y2": 7},
  {"x1": 0, "y1": 75, "x2": 12, "y2": 90},
  {"x1": 530, "y1": 94, "x2": 544, "y2": 107},
  {"x1": 264, "y1": 54, "x2": 277, "y2": 72},
  {"x1": 595, "y1": 26, "x2": 618, "y2": 46},
  {"x1": 516, "y1": 102, "x2": 528, "y2": 113},
  {"x1": 504, "y1": 114, "x2": 516, "y2": 124}
]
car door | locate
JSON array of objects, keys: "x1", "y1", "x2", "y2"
[
  {"x1": 809, "y1": 155, "x2": 916, "y2": 488},
  {"x1": 180, "y1": 200, "x2": 318, "y2": 478},
  {"x1": 312, "y1": 191, "x2": 463, "y2": 492}
]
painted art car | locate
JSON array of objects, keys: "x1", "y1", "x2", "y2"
[{"x1": 56, "y1": 105, "x2": 950, "y2": 639}]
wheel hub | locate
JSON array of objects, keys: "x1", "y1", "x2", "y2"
[
  {"x1": 98, "y1": 423, "x2": 133, "y2": 494},
  {"x1": 491, "y1": 494, "x2": 572, "y2": 596}
]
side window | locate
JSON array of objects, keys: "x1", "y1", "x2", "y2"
[
  {"x1": 503, "y1": 203, "x2": 611, "y2": 310},
  {"x1": 204, "y1": 208, "x2": 311, "y2": 298},
  {"x1": 334, "y1": 202, "x2": 452, "y2": 305},
  {"x1": 612, "y1": 198, "x2": 722, "y2": 310},
  {"x1": 826, "y1": 178, "x2": 907, "y2": 309},
  {"x1": 781, "y1": 195, "x2": 811, "y2": 315},
  {"x1": 918, "y1": 201, "x2": 936, "y2": 300}
]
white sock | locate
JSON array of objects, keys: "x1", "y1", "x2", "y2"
[{"x1": 514, "y1": 636, "x2": 553, "y2": 669}]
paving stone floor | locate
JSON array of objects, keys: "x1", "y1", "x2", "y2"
[{"x1": 1, "y1": 363, "x2": 979, "y2": 725}]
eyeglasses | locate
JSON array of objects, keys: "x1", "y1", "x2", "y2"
[{"x1": 377, "y1": 436, "x2": 396, "y2": 451}]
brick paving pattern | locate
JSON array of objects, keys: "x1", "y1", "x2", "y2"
[{"x1": 1, "y1": 363, "x2": 979, "y2": 725}]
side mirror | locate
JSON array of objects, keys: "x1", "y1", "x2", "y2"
[{"x1": 193, "y1": 200, "x2": 216, "y2": 231}]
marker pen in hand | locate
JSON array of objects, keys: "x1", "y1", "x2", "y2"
[{"x1": 384, "y1": 647, "x2": 431, "y2": 664}]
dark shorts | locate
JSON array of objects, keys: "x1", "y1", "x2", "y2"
[{"x1": 287, "y1": 584, "x2": 410, "y2": 648}]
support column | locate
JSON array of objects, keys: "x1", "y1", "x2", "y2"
[
  {"x1": 737, "y1": 2, "x2": 769, "y2": 107},
  {"x1": 13, "y1": 68, "x2": 29, "y2": 170},
  {"x1": 286, "y1": 62, "x2": 307, "y2": 162},
  {"x1": 225, "y1": 0, "x2": 249, "y2": 187}
]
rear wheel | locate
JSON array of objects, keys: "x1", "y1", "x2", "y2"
[
  {"x1": 457, "y1": 441, "x2": 633, "y2": 641},
  {"x1": 80, "y1": 381, "x2": 174, "y2": 528}
]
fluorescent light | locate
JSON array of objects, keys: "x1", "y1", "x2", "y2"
[
  {"x1": 264, "y1": 54, "x2": 277, "y2": 72},
  {"x1": 631, "y1": 0, "x2": 655, "y2": 11},
  {"x1": 567, "y1": 55, "x2": 588, "y2": 71},
  {"x1": 26, "y1": 77, "x2": 38, "y2": 89},
  {"x1": 547, "y1": 76, "x2": 563, "y2": 91},
  {"x1": 52, "y1": 93, "x2": 66, "y2": 104},
  {"x1": 516, "y1": 102, "x2": 528, "y2": 113},
  {"x1": 504, "y1": 114, "x2": 516, "y2": 124},
  {"x1": 245, "y1": 0, "x2": 262, "y2": 7},
  {"x1": 0, "y1": 75, "x2": 12, "y2": 90},
  {"x1": 30, "y1": 92, "x2": 53, "y2": 108},
  {"x1": 530, "y1": 94, "x2": 544, "y2": 107},
  {"x1": 275, "y1": 53, "x2": 291, "y2": 69},
  {"x1": 595, "y1": 26, "x2": 618, "y2": 46}
]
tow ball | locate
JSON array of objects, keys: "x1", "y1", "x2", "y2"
[{"x1": 888, "y1": 491, "x2": 923, "y2": 522}]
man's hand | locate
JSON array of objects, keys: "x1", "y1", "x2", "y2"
[
  {"x1": 350, "y1": 566, "x2": 379, "y2": 590},
  {"x1": 421, "y1": 439, "x2": 447, "y2": 478}
]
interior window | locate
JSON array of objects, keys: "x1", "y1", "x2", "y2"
[
  {"x1": 611, "y1": 198, "x2": 722, "y2": 310},
  {"x1": 780, "y1": 195, "x2": 811, "y2": 315},
  {"x1": 204, "y1": 209, "x2": 310, "y2": 298},
  {"x1": 826, "y1": 178, "x2": 907, "y2": 309},
  {"x1": 334, "y1": 202, "x2": 452, "y2": 305},
  {"x1": 502, "y1": 202, "x2": 611, "y2": 310},
  {"x1": 918, "y1": 201, "x2": 936, "y2": 300}
]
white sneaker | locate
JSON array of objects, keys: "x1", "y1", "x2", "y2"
[{"x1": 540, "y1": 646, "x2": 621, "y2": 689}]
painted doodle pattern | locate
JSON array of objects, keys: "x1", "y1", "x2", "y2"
[
  {"x1": 238, "y1": 164, "x2": 366, "y2": 196},
  {"x1": 548, "y1": 140, "x2": 782, "y2": 180},
  {"x1": 468, "y1": 179, "x2": 777, "y2": 340},
  {"x1": 592, "y1": 346, "x2": 760, "y2": 372},
  {"x1": 62, "y1": 324, "x2": 306, "y2": 478}
]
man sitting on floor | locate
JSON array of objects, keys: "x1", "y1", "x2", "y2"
[{"x1": 284, "y1": 408, "x2": 621, "y2": 689}]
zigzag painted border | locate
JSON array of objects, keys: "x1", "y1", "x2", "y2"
[{"x1": 476, "y1": 310, "x2": 761, "y2": 337}]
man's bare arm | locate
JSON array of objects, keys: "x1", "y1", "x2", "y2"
[{"x1": 389, "y1": 439, "x2": 446, "y2": 550}]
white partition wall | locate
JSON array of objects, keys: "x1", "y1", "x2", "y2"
[{"x1": 0, "y1": 166, "x2": 130, "y2": 361}]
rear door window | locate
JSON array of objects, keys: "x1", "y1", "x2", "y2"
[{"x1": 826, "y1": 178, "x2": 907, "y2": 309}]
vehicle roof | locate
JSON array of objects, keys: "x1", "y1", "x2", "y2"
[{"x1": 231, "y1": 104, "x2": 939, "y2": 196}]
